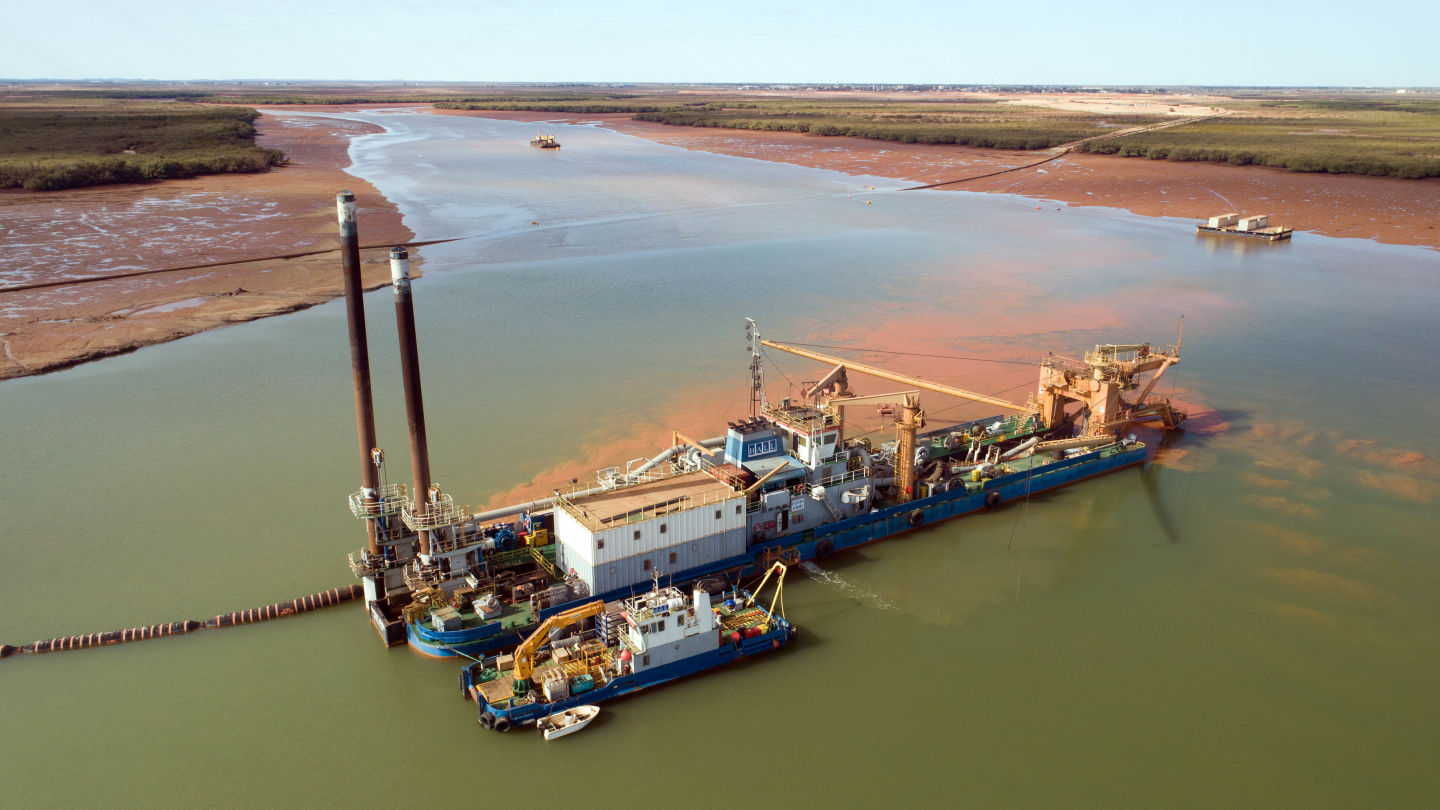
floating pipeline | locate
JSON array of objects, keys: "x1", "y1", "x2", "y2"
[
  {"x1": 0, "y1": 585, "x2": 362, "y2": 659},
  {"x1": 207, "y1": 586, "x2": 361, "y2": 628}
]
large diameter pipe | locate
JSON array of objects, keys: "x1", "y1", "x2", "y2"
[
  {"x1": 391, "y1": 247, "x2": 433, "y2": 556},
  {"x1": 761, "y1": 340, "x2": 1026, "y2": 413},
  {"x1": 337, "y1": 191, "x2": 381, "y2": 555}
]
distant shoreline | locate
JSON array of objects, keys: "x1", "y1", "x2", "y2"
[
  {"x1": 436, "y1": 108, "x2": 1440, "y2": 253},
  {"x1": 0, "y1": 111, "x2": 413, "y2": 381},
  {"x1": 4, "y1": 103, "x2": 1435, "y2": 382}
]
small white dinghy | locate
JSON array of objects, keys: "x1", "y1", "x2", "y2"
[{"x1": 538, "y1": 705, "x2": 599, "y2": 740}]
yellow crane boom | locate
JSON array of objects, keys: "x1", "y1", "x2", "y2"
[
  {"x1": 744, "y1": 561, "x2": 788, "y2": 630},
  {"x1": 512, "y1": 599, "x2": 605, "y2": 685},
  {"x1": 761, "y1": 340, "x2": 1028, "y2": 414}
]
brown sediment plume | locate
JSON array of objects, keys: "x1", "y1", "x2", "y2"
[
  {"x1": 1264, "y1": 568, "x2": 1376, "y2": 601},
  {"x1": 1148, "y1": 446, "x2": 1217, "y2": 473},
  {"x1": 1335, "y1": 439, "x2": 1435, "y2": 474},
  {"x1": 1243, "y1": 473, "x2": 1333, "y2": 502},
  {"x1": 1252, "y1": 523, "x2": 1329, "y2": 556},
  {"x1": 1245, "y1": 472, "x2": 1297, "y2": 491},
  {"x1": 1249, "y1": 522, "x2": 1379, "y2": 569},
  {"x1": 0, "y1": 112, "x2": 413, "y2": 380},
  {"x1": 1355, "y1": 470, "x2": 1439, "y2": 504},
  {"x1": 1252, "y1": 449, "x2": 1328, "y2": 480},
  {"x1": 1261, "y1": 601, "x2": 1340, "y2": 629},
  {"x1": 1247, "y1": 494, "x2": 1324, "y2": 520},
  {"x1": 477, "y1": 384, "x2": 751, "y2": 510}
]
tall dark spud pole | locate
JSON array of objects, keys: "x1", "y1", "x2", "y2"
[
  {"x1": 390, "y1": 247, "x2": 433, "y2": 557},
  {"x1": 337, "y1": 191, "x2": 381, "y2": 556}
]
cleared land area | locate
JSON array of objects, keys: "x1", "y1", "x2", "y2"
[
  {"x1": 1076, "y1": 97, "x2": 1440, "y2": 178},
  {"x1": 0, "y1": 98, "x2": 285, "y2": 190}
]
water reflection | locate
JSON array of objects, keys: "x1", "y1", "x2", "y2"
[{"x1": 1197, "y1": 230, "x2": 1293, "y2": 257}]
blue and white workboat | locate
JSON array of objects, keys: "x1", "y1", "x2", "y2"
[{"x1": 463, "y1": 567, "x2": 795, "y2": 733}]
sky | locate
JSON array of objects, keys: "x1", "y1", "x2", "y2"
[{"x1": 2, "y1": 0, "x2": 1435, "y2": 87}]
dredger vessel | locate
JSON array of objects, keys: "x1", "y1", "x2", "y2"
[{"x1": 333, "y1": 192, "x2": 1187, "y2": 659}]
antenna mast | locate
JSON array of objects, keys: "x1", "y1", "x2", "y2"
[{"x1": 746, "y1": 318, "x2": 765, "y2": 418}]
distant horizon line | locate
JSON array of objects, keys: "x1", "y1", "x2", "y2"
[{"x1": 2, "y1": 79, "x2": 1436, "y2": 91}]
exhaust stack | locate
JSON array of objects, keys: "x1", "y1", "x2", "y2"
[
  {"x1": 337, "y1": 191, "x2": 381, "y2": 556},
  {"x1": 390, "y1": 247, "x2": 434, "y2": 557}
]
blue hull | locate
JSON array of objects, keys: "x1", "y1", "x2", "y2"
[
  {"x1": 414, "y1": 444, "x2": 1145, "y2": 657},
  {"x1": 470, "y1": 621, "x2": 796, "y2": 729}
]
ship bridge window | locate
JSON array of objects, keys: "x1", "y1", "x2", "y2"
[
  {"x1": 658, "y1": 620, "x2": 665, "y2": 632},
  {"x1": 824, "y1": 434, "x2": 836, "y2": 445}
]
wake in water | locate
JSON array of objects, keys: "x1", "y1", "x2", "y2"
[{"x1": 799, "y1": 561, "x2": 897, "y2": 611}]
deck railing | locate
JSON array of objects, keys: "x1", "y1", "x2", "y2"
[
  {"x1": 400, "y1": 491, "x2": 468, "y2": 531},
  {"x1": 348, "y1": 483, "x2": 408, "y2": 519}
]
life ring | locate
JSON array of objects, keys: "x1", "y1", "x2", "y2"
[
  {"x1": 985, "y1": 491, "x2": 1002, "y2": 508},
  {"x1": 494, "y1": 717, "x2": 512, "y2": 733},
  {"x1": 478, "y1": 711, "x2": 495, "y2": 730},
  {"x1": 816, "y1": 539, "x2": 834, "y2": 560},
  {"x1": 908, "y1": 509, "x2": 924, "y2": 528}
]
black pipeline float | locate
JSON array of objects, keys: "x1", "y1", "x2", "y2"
[{"x1": 0, "y1": 585, "x2": 362, "y2": 659}]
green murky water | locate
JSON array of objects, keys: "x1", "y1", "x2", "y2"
[{"x1": 2, "y1": 112, "x2": 1437, "y2": 808}]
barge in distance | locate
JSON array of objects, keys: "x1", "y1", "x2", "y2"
[
  {"x1": 333, "y1": 194, "x2": 1187, "y2": 659},
  {"x1": 1197, "y1": 212, "x2": 1292, "y2": 241}
]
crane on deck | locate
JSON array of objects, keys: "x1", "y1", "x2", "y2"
[
  {"x1": 744, "y1": 561, "x2": 788, "y2": 631},
  {"x1": 760, "y1": 334, "x2": 1185, "y2": 501},
  {"x1": 511, "y1": 599, "x2": 606, "y2": 695}
]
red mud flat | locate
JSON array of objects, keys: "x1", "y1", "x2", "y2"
[
  {"x1": 437, "y1": 109, "x2": 1440, "y2": 252},
  {"x1": 0, "y1": 112, "x2": 413, "y2": 380}
]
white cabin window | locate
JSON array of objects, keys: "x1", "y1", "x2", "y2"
[
  {"x1": 634, "y1": 530, "x2": 641, "y2": 540},
  {"x1": 735, "y1": 504, "x2": 742, "y2": 515},
  {"x1": 660, "y1": 523, "x2": 667, "y2": 534},
  {"x1": 658, "y1": 620, "x2": 665, "y2": 631},
  {"x1": 597, "y1": 538, "x2": 604, "y2": 549},
  {"x1": 714, "y1": 510, "x2": 721, "y2": 520}
]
